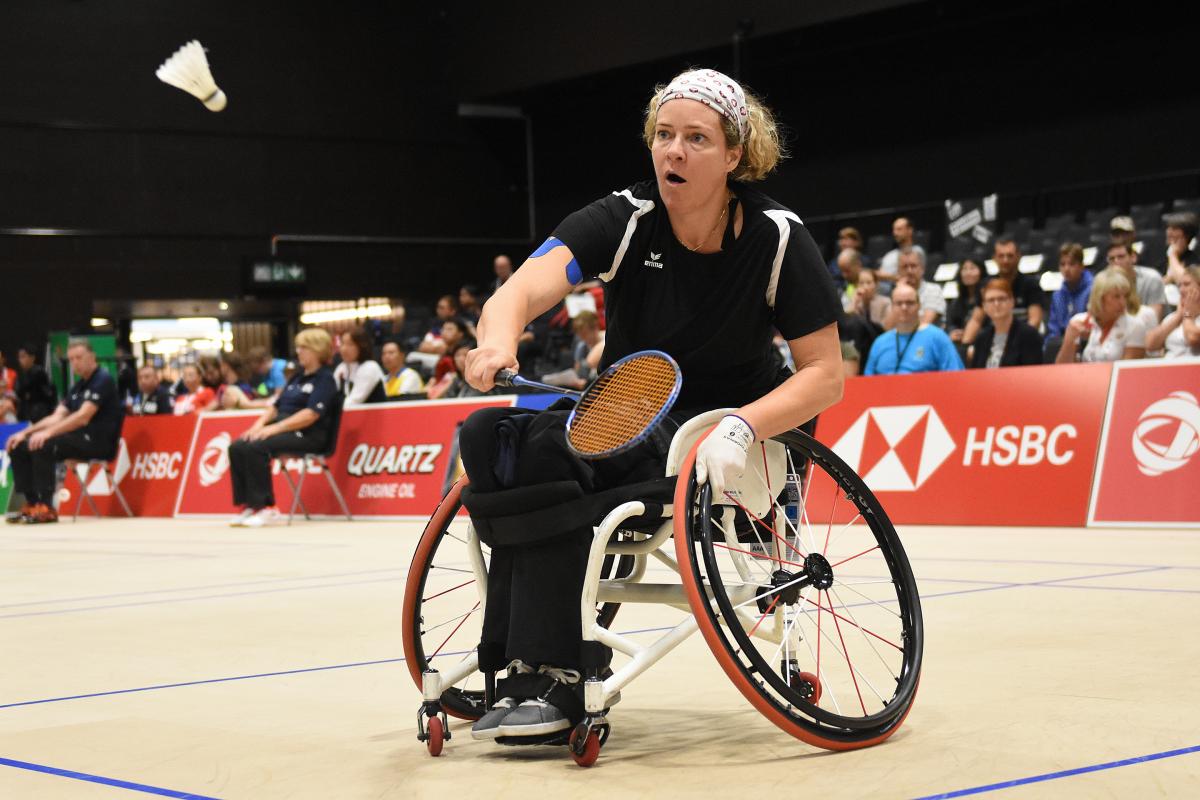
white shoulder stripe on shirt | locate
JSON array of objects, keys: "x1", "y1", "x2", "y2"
[
  {"x1": 763, "y1": 209, "x2": 802, "y2": 308},
  {"x1": 601, "y1": 190, "x2": 656, "y2": 282}
]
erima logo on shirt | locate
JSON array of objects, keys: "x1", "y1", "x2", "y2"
[{"x1": 643, "y1": 251, "x2": 663, "y2": 269}]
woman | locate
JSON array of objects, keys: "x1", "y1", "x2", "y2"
[
  {"x1": 431, "y1": 318, "x2": 469, "y2": 384},
  {"x1": 968, "y1": 279, "x2": 1043, "y2": 368},
  {"x1": 417, "y1": 295, "x2": 461, "y2": 355},
  {"x1": 333, "y1": 327, "x2": 387, "y2": 406},
  {"x1": 227, "y1": 328, "x2": 338, "y2": 528},
  {"x1": 840, "y1": 269, "x2": 889, "y2": 375},
  {"x1": 1056, "y1": 268, "x2": 1146, "y2": 363},
  {"x1": 947, "y1": 257, "x2": 985, "y2": 343},
  {"x1": 458, "y1": 284, "x2": 484, "y2": 326},
  {"x1": 380, "y1": 338, "x2": 425, "y2": 398},
  {"x1": 171, "y1": 364, "x2": 216, "y2": 415},
  {"x1": 1146, "y1": 265, "x2": 1200, "y2": 358},
  {"x1": 426, "y1": 340, "x2": 476, "y2": 399},
  {"x1": 459, "y1": 69, "x2": 842, "y2": 742}
]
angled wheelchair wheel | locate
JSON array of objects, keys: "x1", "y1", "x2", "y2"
[
  {"x1": 673, "y1": 428, "x2": 923, "y2": 750},
  {"x1": 402, "y1": 477, "x2": 631, "y2": 720}
]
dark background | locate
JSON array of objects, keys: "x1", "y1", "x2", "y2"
[{"x1": 2, "y1": 0, "x2": 1198, "y2": 351}]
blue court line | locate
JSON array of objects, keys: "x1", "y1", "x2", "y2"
[
  {"x1": 0, "y1": 756, "x2": 220, "y2": 799},
  {"x1": 913, "y1": 744, "x2": 1200, "y2": 799},
  {"x1": 0, "y1": 567, "x2": 406, "y2": 610},
  {"x1": 0, "y1": 626, "x2": 678, "y2": 710}
]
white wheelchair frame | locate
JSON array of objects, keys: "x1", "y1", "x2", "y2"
[{"x1": 421, "y1": 408, "x2": 795, "y2": 722}]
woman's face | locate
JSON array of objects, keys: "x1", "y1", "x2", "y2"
[
  {"x1": 182, "y1": 366, "x2": 201, "y2": 392},
  {"x1": 1100, "y1": 289, "x2": 1127, "y2": 321},
  {"x1": 960, "y1": 261, "x2": 982, "y2": 286},
  {"x1": 436, "y1": 298, "x2": 455, "y2": 320},
  {"x1": 1178, "y1": 272, "x2": 1198, "y2": 304},
  {"x1": 858, "y1": 271, "x2": 877, "y2": 299},
  {"x1": 339, "y1": 337, "x2": 360, "y2": 364},
  {"x1": 295, "y1": 343, "x2": 319, "y2": 370},
  {"x1": 442, "y1": 321, "x2": 462, "y2": 347},
  {"x1": 652, "y1": 99, "x2": 741, "y2": 212},
  {"x1": 983, "y1": 290, "x2": 1014, "y2": 324},
  {"x1": 202, "y1": 364, "x2": 221, "y2": 384},
  {"x1": 453, "y1": 347, "x2": 469, "y2": 375}
]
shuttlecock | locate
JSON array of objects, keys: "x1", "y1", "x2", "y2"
[{"x1": 156, "y1": 40, "x2": 227, "y2": 112}]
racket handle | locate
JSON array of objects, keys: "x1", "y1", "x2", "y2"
[{"x1": 495, "y1": 368, "x2": 518, "y2": 387}]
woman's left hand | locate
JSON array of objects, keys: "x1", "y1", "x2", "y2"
[{"x1": 695, "y1": 415, "x2": 755, "y2": 498}]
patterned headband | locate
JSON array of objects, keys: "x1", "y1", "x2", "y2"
[{"x1": 658, "y1": 69, "x2": 749, "y2": 142}]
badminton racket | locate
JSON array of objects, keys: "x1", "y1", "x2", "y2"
[{"x1": 495, "y1": 349, "x2": 682, "y2": 459}]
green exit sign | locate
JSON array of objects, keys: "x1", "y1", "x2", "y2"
[{"x1": 251, "y1": 261, "x2": 307, "y2": 285}]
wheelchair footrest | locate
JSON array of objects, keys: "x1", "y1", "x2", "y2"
[{"x1": 494, "y1": 731, "x2": 571, "y2": 747}]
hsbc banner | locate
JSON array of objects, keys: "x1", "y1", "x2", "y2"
[
  {"x1": 1089, "y1": 360, "x2": 1200, "y2": 528},
  {"x1": 174, "y1": 398, "x2": 512, "y2": 519},
  {"x1": 64, "y1": 415, "x2": 195, "y2": 517},
  {"x1": 811, "y1": 364, "x2": 1113, "y2": 526}
]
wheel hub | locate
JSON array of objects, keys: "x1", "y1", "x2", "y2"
[{"x1": 757, "y1": 553, "x2": 835, "y2": 612}]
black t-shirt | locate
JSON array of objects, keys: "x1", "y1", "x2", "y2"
[
  {"x1": 1004, "y1": 272, "x2": 1046, "y2": 323},
  {"x1": 131, "y1": 386, "x2": 173, "y2": 416},
  {"x1": 64, "y1": 367, "x2": 123, "y2": 443},
  {"x1": 15, "y1": 364, "x2": 57, "y2": 423},
  {"x1": 276, "y1": 366, "x2": 337, "y2": 435},
  {"x1": 551, "y1": 180, "x2": 839, "y2": 412}
]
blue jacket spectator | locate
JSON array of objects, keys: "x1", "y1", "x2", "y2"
[{"x1": 1048, "y1": 246, "x2": 1094, "y2": 338}]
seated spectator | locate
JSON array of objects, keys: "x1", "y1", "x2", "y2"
[
  {"x1": 459, "y1": 284, "x2": 485, "y2": 326},
  {"x1": 947, "y1": 258, "x2": 985, "y2": 344},
  {"x1": 541, "y1": 311, "x2": 605, "y2": 389},
  {"x1": 0, "y1": 350, "x2": 16, "y2": 395},
  {"x1": 4, "y1": 339, "x2": 122, "y2": 525},
  {"x1": 216, "y1": 352, "x2": 268, "y2": 410},
  {"x1": 835, "y1": 248, "x2": 866, "y2": 310},
  {"x1": 428, "y1": 341, "x2": 478, "y2": 400},
  {"x1": 1106, "y1": 241, "x2": 1165, "y2": 324},
  {"x1": 892, "y1": 247, "x2": 945, "y2": 327},
  {"x1": 968, "y1": 279, "x2": 1043, "y2": 368},
  {"x1": 334, "y1": 327, "x2": 387, "y2": 406},
  {"x1": 1056, "y1": 268, "x2": 1146, "y2": 363},
  {"x1": 247, "y1": 346, "x2": 288, "y2": 398},
  {"x1": 1165, "y1": 213, "x2": 1200, "y2": 284},
  {"x1": 380, "y1": 338, "x2": 425, "y2": 397},
  {"x1": 1045, "y1": 243, "x2": 1094, "y2": 361},
  {"x1": 172, "y1": 365, "x2": 216, "y2": 415},
  {"x1": 1107, "y1": 215, "x2": 1140, "y2": 264},
  {"x1": 227, "y1": 328, "x2": 338, "y2": 528},
  {"x1": 491, "y1": 254, "x2": 514, "y2": 295},
  {"x1": 827, "y1": 227, "x2": 869, "y2": 290},
  {"x1": 1146, "y1": 266, "x2": 1200, "y2": 358},
  {"x1": 876, "y1": 216, "x2": 926, "y2": 291},
  {"x1": 129, "y1": 364, "x2": 172, "y2": 415},
  {"x1": 198, "y1": 355, "x2": 223, "y2": 393},
  {"x1": 864, "y1": 283, "x2": 963, "y2": 375},
  {"x1": 417, "y1": 295, "x2": 462, "y2": 355},
  {"x1": 432, "y1": 317, "x2": 470, "y2": 383},
  {"x1": 964, "y1": 237, "x2": 1045, "y2": 345},
  {"x1": 0, "y1": 371, "x2": 15, "y2": 423},
  {"x1": 848, "y1": 268, "x2": 891, "y2": 329},
  {"x1": 14, "y1": 343, "x2": 57, "y2": 424}
]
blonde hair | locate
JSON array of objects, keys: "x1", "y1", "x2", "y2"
[
  {"x1": 294, "y1": 327, "x2": 333, "y2": 363},
  {"x1": 642, "y1": 80, "x2": 786, "y2": 182},
  {"x1": 1088, "y1": 268, "x2": 1136, "y2": 319}
]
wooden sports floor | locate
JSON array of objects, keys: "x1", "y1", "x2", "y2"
[{"x1": 1, "y1": 518, "x2": 1197, "y2": 799}]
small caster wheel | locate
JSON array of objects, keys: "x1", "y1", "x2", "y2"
[
  {"x1": 796, "y1": 671, "x2": 822, "y2": 705},
  {"x1": 427, "y1": 716, "x2": 445, "y2": 757},
  {"x1": 569, "y1": 726, "x2": 601, "y2": 767}
]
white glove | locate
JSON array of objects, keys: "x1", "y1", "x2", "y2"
[{"x1": 695, "y1": 414, "x2": 755, "y2": 499}]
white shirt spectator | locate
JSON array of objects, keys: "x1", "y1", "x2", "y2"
[
  {"x1": 1072, "y1": 312, "x2": 1146, "y2": 363},
  {"x1": 1162, "y1": 311, "x2": 1200, "y2": 358},
  {"x1": 916, "y1": 280, "x2": 947, "y2": 322},
  {"x1": 334, "y1": 360, "x2": 385, "y2": 406},
  {"x1": 878, "y1": 245, "x2": 926, "y2": 279}
]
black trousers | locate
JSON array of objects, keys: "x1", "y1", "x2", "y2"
[
  {"x1": 227, "y1": 430, "x2": 326, "y2": 510},
  {"x1": 10, "y1": 431, "x2": 112, "y2": 505},
  {"x1": 459, "y1": 406, "x2": 670, "y2": 671}
]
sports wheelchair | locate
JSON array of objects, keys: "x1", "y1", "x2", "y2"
[{"x1": 402, "y1": 409, "x2": 923, "y2": 766}]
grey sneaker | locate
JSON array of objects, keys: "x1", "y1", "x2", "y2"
[
  {"x1": 470, "y1": 696, "x2": 519, "y2": 740},
  {"x1": 495, "y1": 666, "x2": 581, "y2": 738}
]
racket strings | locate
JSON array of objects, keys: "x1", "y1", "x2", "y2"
[{"x1": 569, "y1": 354, "x2": 678, "y2": 456}]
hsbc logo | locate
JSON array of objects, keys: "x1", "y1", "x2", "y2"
[
  {"x1": 833, "y1": 405, "x2": 1078, "y2": 492},
  {"x1": 831, "y1": 405, "x2": 955, "y2": 492}
]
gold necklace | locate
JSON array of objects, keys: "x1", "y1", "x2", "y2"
[{"x1": 678, "y1": 196, "x2": 730, "y2": 252}]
